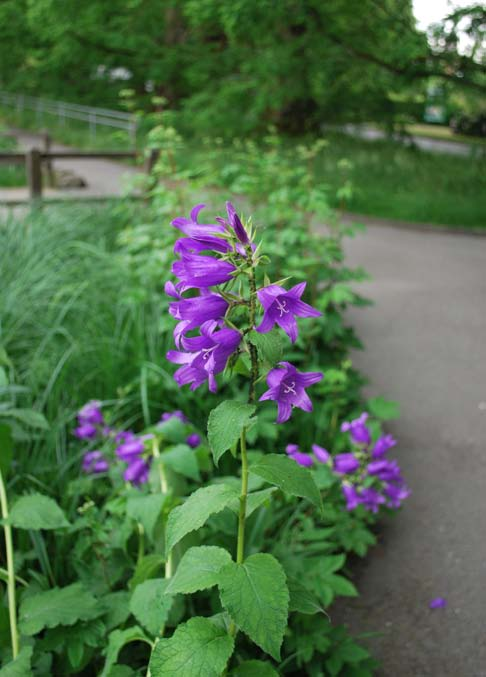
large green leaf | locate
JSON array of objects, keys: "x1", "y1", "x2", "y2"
[
  {"x1": 218, "y1": 553, "x2": 289, "y2": 661},
  {"x1": 231, "y1": 660, "x2": 278, "y2": 676},
  {"x1": 228, "y1": 488, "x2": 276, "y2": 518},
  {"x1": 207, "y1": 401, "x2": 255, "y2": 465},
  {"x1": 166, "y1": 546, "x2": 232, "y2": 595},
  {"x1": 0, "y1": 423, "x2": 13, "y2": 477},
  {"x1": 129, "y1": 554, "x2": 165, "y2": 589},
  {"x1": 149, "y1": 617, "x2": 234, "y2": 677},
  {"x1": 0, "y1": 408, "x2": 49, "y2": 430},
  {"x1": 126, "y1": 493, "x2": 167, "y2": 541},
  {"x1": 248, "y1": 330, "x2": 283, "y2": 366},
  {"x1": 19, "y1": 583, "x2": 100, "y2": 635},
  {"x1": 8, "y1": 493, "x2": 70, "y2": 530},
  {"x1": 129, "y1": 579, "x2": 173, "y2": 636},
  {"x1": 0, "y1": 646, "x2": 33, "y2": 676},
  {"x1": 160, "y1": 444, "x2": 200, "y2": 481},
  {"x1": 165, "y1": 484, "x2": 238, "y2": 554},
  {"x1": 249, "y1": 454, "x2": 323, "y2": 512},
  {"x1": 101, "y1": 626, "x2": 152, "y2": 677}
]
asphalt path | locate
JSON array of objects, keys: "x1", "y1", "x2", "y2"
[{"x1": 330, "y1": 222, "x2": 486, "y2": 676}]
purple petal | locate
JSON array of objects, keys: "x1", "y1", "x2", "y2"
[
  {"x1": 429, "y1": 597, "x2": 447, "y2": 609},
  {"x1": 289, "y1": 451, "x2": 313, "y2": 467},
  {"x1": 276, "y1": 400, "x2": 292, "y2": 424},
  {"x1": 312, "y1": 444, "x2": 330, "y2": 463},
  {"x1": 255, "y1": 310, "x2": 277, "y2": 335}
]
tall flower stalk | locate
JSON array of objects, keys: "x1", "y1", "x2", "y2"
[{"x1": 0, "y1": 467, "x2": 19, "y2": 659}]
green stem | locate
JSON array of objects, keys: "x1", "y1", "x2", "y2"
[
  {"x1": 236, "y1": 427, "x2": 249, "y2": 565},
  {"x1": 0, "y1": 468, "x2": 19, "y2": 659},
  {"x1": 151, "y1": 439, "x2": 173, "y2": 580}
]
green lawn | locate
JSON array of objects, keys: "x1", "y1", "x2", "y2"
[{"x1": 313, "y1": 132, "x2": 485, "y2": 228}]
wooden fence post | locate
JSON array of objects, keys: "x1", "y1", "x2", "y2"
[
  {"x1": 26, "y1": 149, "x2": 42, "y2": 201},
  {"x1": 42, "y1": 130, "x2": 55, "y2": 187}
]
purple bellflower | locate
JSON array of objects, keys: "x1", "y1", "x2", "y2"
[
  {"x1": 172, "y1": 253, "x2": 236, "y2": 292},
  {"x1": 124, "y1": 457, "x2": 150, "y2": 485},
  {"x1": 166, "y1": 285, "x2": 229, "y2": 347},
  {"x1": 333, "y1": 453, "x2": 360, "y2": 475},
  {"x1": 371, "y1": 434, "x2": 397, "y2": 458},
  {"x1": 429, "y1": 597, "x2": 447, "y2": 609},
  {"x1": 256, "y1": 282, "x2": 321, "y2": 343},
  {"x1": 341, "y1": 412, "x2": 371, "y2": 445},
  {"x1": 160, "y1": 410, "x2": 189, "y2": 423},
  {"x1": 342, "y1": 484, "x2": 362, "y2": 510},
  {"x1": 186, "y1": 433, "x2": 201, "y2": 448},
  {"x1": 259, "y1": 361, "x2": 323, "y2": 423},
  {"x1": 225, "y1": 201, "x2": 250, "y2": 245},
  {"x1": 172, "y1": 204, "x2": 231, "y2": 255},
  {"x1": 312, "y1": 444, "x2": 331, "y2": 463},
  {"x1": 74, "y1": 423, "x2": 97, "y2": 440},
  {"x1": 285, "y1": 443, "x2": 313, "y2": 467},
  {"x1": 78, "y1": 400, "x2": 104, "y2": 425},
  {"x1": 167, "y1": 324, "x2": 241, "y2": 393},
  {"x1": 82, "y1": 450, "x2": 109, "y2": 474},
  {"x1": 116, "y1": 437, "x2": 145, "y2": 461}
]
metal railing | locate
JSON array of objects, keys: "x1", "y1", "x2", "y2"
[{"x1": 0, "y1": 91, "x2": 137, "y2": 145}]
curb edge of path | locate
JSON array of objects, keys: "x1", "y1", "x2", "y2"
[{"x1": 341, "y1": 211, "x2": 486, "y2": 238}]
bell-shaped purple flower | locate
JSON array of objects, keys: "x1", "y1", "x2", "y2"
[
  {"x1": 74, "y1": 423, "x2": 97, "y2": 440},
  {"x1": 186, "y1": 433, "x2": 201, "y2": 448},
  {"x1": 78, "y1": 400, "x2": 104, "y2": 426},
  {"x1": 116, "y1": 437, "x2": 145, "y2": 461},
  {"x1": 312, "y1": 444, "x2": 331, "y2": 463},
  {"x1": 371, "y1": 434, "x2": 397, "y2": 458},
  {"x1": 285, "y1": 443, "x2": 313, "y2": 467},
  {"x1": 225, "y1": 201, "x2": 250, "y2": 245},
  {"x1": 359, "y1": 487, "x2": 386, "y2": 513},
  {"x1": 342, "y1": 484, "x2": 362, "y2": 510},
  {"x1": 333, "y1": 453, "x2": 360, "y2": 475},
  {"x1": 256, "y1": 283, "x2": 321, "y2": 343},
  {"x1": 367, "y1": 459, "x2": 402, "y2": 482},
  {"x1": 172, "y1": 253, "x2": 236, "y2": 292},
  {"x1": 172, "y1": 204, "x2": 231, "y2": 255},
  {"x1": 341, "y1": 412, "x2": 371, "y2": 445},
  {"x1": 167, "y1": 324, "x2": 241, "y2": 393},
  {"x1": 384, "y1": 482, "x2": 410, "y2": 508},
  {"x1": 82, "y1": 450, "x2": 109, "y2": 474},
  {"x1": 124, "y1": 457, "x2": 150, "y2": 485},
  {"x1": 259, "y1": 361, "x2": 323, "y2": 424},
  {"x1": 160, "y1": 410, "x2": 188, "y2": 423},
  {"x1": 167, "y1": 289, "x2": 229, "y2": 346}
]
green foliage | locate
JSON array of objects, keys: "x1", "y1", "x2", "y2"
[
  {"x1": 166, "y1": 546, "x2": 232, "y2": 594},
  {"x1": 0, "y1": 646, "x2": 33, "y2": 676},
  {"x1": 367, "y1": 396, "x2": 400, "y2": 420},
  {"x1": 219, "y1": 554, "x2": 289, "y2": 661},
  {"x1": 230, "y1": 661, "x2": 278, "y2": 677},
  {"x1": 126, "y1": 493, "x2": 167, "y2": 542},
  {"x1": 101, "y1": 626, "x2": 152, "y2": 677},
  {"x1": 0, "y1": 424, "x2": 13, "y2": 477},
  {"x1": 19, "y1": 583, "x2": 100, "y2": 635},
  {"x1": 165, "y1": 484, "x2": 238, "y2": 553},
  {"x1": 207, "y1": 401, "x2": 256, "y2": 465},
  {"x1": 149, "y1": 617, "x2": 234, "y2": 677},
  {"x1": 160, "y1": 444, "x2": 200, "y2": 481},
  {"x1": 129, "y1": 579, "x2": 173, "y2": 635},
  {"x1": 250, "y1": 454, "x2": 323, "y2": 512},
  {"x1": 8, "y1": 493, "x2": 69, "y2": 530}
]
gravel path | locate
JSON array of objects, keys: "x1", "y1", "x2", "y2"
[{"x1": 331, "y1": 223, "x2": 486, "y2": 676}]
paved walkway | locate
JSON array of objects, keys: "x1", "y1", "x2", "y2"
[
  {"x1": 0, "y1": 129, "x2": 140, "y2": 202},
  {"x1": 332, "y1": 224, "x2": 486, "y2": 676}
]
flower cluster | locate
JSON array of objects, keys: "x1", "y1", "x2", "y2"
[
  {"x1": 73, "y1": 402, "x2": 202, "y2": 485},
  {"x1": 286, "y1": 412, "x2": 409, "y2": 513},
  {"x1": 165, "y1": 202, "x2": 323, "y2": 422}
]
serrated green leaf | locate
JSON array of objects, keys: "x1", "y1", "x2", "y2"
[
  {"x1": 0, "y1": 408, "x2": 49, "y2": 430},
  {"x1": 248, "y1": 330, "x2": 283, "y2": 365},
  {"x1": 231, "y1": 660, "x2": 278, "y2": 676},
  {"x1": 0, "y1": 423, "x2": 13, "y2": 477},
  {"x1": 0, "y1": 646, "x2": 33, "y2": 676},
  {"x1": 101, "y1": 626, "x2": 152, "y2": 677},
  {"x1": 160, "y1": 444, "x2": 200, "y2": 481},
  {"x1": 166, "y1": 484, "x2": 238, "y2": 554},
  {"x1": 149, "y1": 616, "x2": 234, "y2": 677},
  {"x1": 250, "y1": 454, "x2": 323, "y2": 512},
  {"x1": 166, "y1": 546, "x2": 232, "y2": 595},
  {"x1": 367, "y1": 397, "x2": 400, "y2": 420},
  {"x1": 126, "y1": 493, "x2": 167, "y2": 541},
  {"x1": 288, "y1": 578, "x2": 326, "y2": 615},
  {"x1": 129, "y1": 554, "x2": 165, "y2": 589},
  {"x1": 207, "y1": 401, "x2": 255, "y2": 465},
  {"x1": 129, "y1": 579, "x2": 173, "y2": 635},
  {"x1": 19, "y1": 583, "x2": 100, "y2": 635},
  {"x1": 100, "y1": 591, "x2": 131, "y2": 631},
  {"x1": 218, "y1": 553, "x2": 289, "y2": 660},
  {"x1": 8, "y1": 493, "x2": 70, "y2": 530}
]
